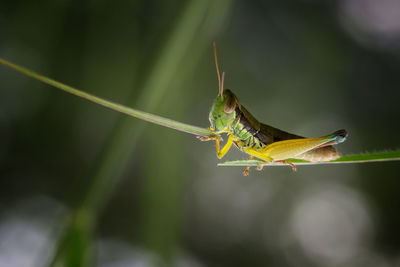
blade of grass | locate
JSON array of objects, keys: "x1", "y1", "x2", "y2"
[
  {"x1": 0, "y1": 58, "x2": 215, "y2": 138},
  {"x1": 218, "y1": 150, "x2": 400, "y2": 167}
]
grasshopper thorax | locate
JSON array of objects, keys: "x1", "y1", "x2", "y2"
[{"x1": 209, "y1": 89, "x2": 238, "y2": 131}]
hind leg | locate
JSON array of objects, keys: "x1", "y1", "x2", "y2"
[
  {"x1": 274, "y1": 160, "x2": 297, "y2": 171},
  {"x1": 255, "y1": 160, "x2": 297, "y2": 171}
]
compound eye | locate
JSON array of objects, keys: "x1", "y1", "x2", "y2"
[
  {"x1": 223, "y1": 89, "x2": 237, "y2": 113},
  {"x1": 224, "y1": 98, "x2": 236, "y2": 113}
]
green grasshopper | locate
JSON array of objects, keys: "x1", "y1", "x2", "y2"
[{"x1": 199, "y1": 43, "x2": 348, "y2": 175}]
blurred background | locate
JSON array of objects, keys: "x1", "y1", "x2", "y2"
[{"x1": 1, "y1": 0, "x2": 400, "y2": 266}]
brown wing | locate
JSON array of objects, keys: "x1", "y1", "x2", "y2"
[{"x1": 256, "y1": 123, "x2": 303, "y2": 145}]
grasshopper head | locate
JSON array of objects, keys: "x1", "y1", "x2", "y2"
[
  {"x1": 209, "y1": 42, "x2": 238, "y2": 131},
  {"x1": 209, "y1": 89, "x2": 238, "y2": 131}
]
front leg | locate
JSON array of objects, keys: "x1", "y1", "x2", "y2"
[
  {"x1": 198, "y1": 131, "x2": 233, "y2": 159},
  {"x1": 197, "y1": 135, "x2": 221, "y2": 153}
]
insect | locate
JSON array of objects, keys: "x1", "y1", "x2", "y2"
[{"x1": 199, "y1": 43, "x2": 348, "y2": 175}]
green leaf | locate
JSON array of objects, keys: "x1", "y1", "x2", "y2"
[{"x1": 218, "y1": 150, "x2": 400, "y2": 167}]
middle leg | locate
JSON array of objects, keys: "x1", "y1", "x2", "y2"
[{"x1": 242, "y1": 155, "x2": 254, "y2": 176}]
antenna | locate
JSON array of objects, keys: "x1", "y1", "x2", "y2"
[
  {"x1": 221, "y1": 72, "x2": 225, "y2": 97},
  {"x1": 213, "y1": 42, "x2": 223, "y2": 99}
]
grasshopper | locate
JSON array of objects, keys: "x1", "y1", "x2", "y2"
[{"x1": 199, "y1": 43, "x2": 347, "y2": 175}]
